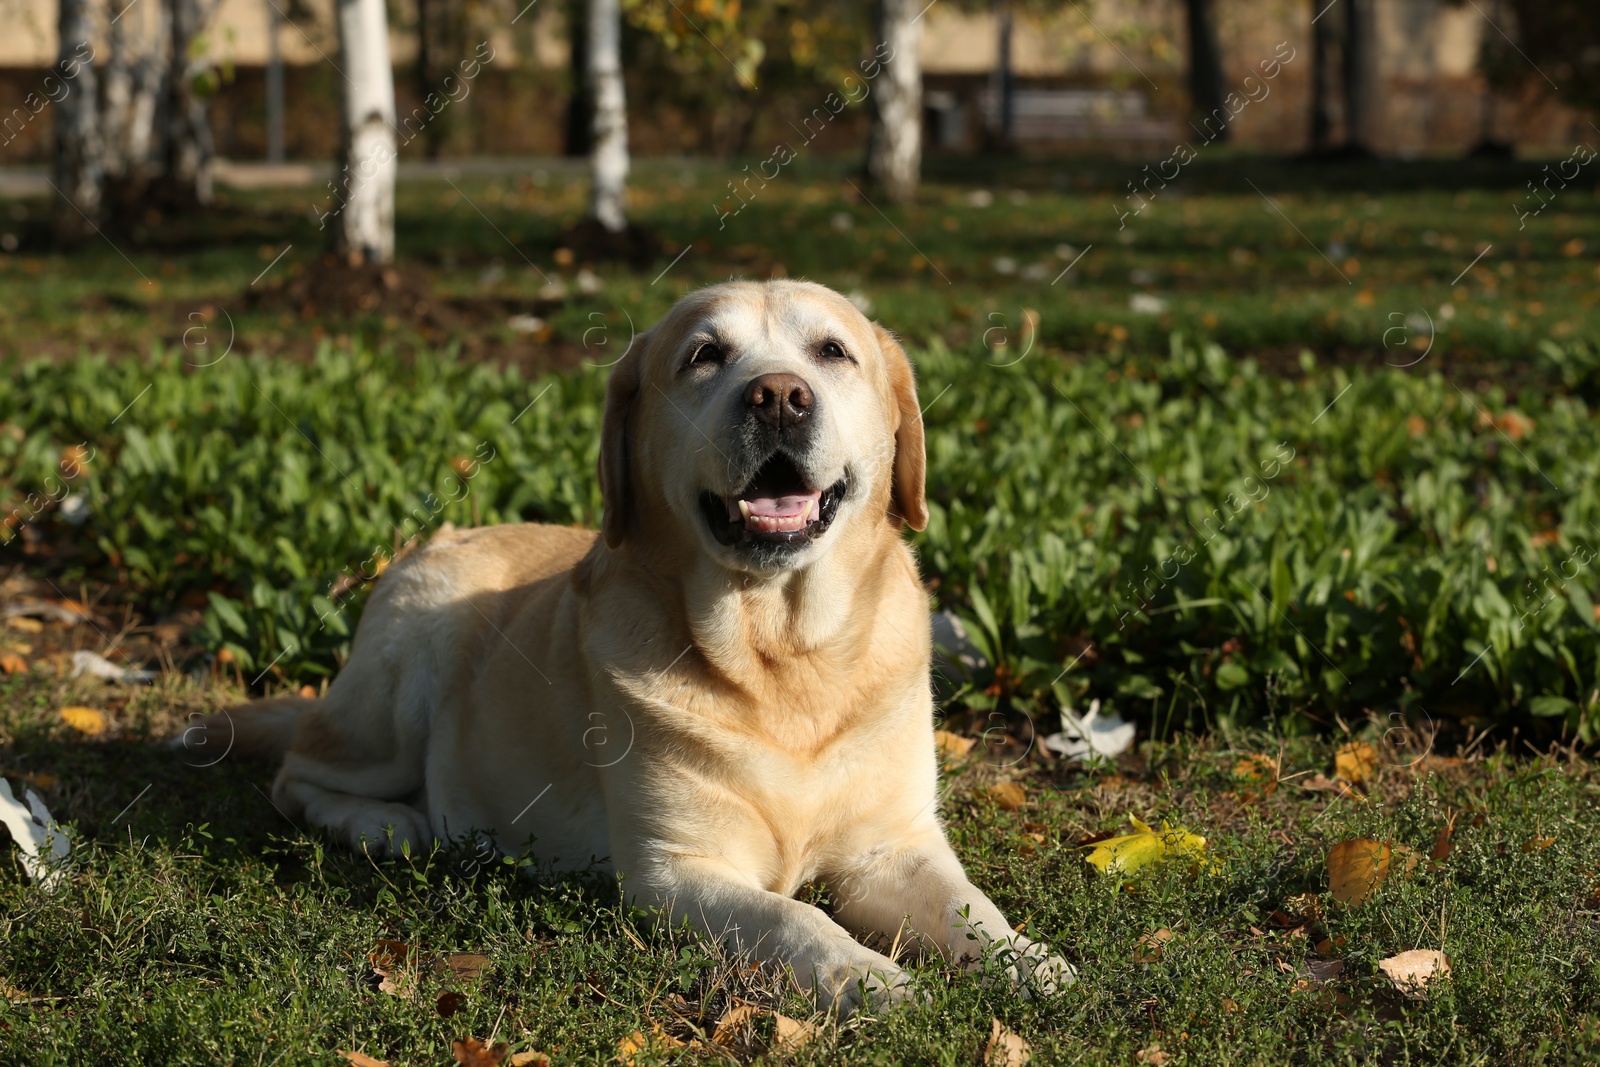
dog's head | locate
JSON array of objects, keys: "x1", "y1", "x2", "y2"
[{"x1": 599, "y1": 280, "x2": 926, "y2": 574}]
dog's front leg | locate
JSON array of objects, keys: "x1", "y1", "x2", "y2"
[
  {"x1": 628, "y1": 853, "x2": 916, "y2": 1016},
  {"x1": 829, "y1": 832, "x2": 1075, "y2": 997}
]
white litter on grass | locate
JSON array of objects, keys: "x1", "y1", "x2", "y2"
[
  {"x1": 0, "y1": 778, "x2": 70, "y2": 888},
  {"x1": 1129, "y1": 293, "x2": 1168, "y2": 315},
  {"x1": 506, "y1": 314, "x2": 546, "y2": 335},
  {"x1": 1042, "y1": 699, "x2": 1137, "y2": 760},
  {"x1": 71, "y1": 649, "x2": 155, "y2": 684},
  {"x1": 60, "y1": 493, "x2": 90, "y2": 525}
]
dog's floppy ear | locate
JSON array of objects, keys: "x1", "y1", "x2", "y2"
[
  {"x1": 598, "y1": 332, "x2": 646, "y2": 548},
  {"x1": 873, "y1": 323, "x2": 928, "y2": 532}
]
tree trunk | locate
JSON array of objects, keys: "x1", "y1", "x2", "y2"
[
  {"x1": 991, "y1": 4, "x2": 1015, "y2": 149},
  {"x1": 103, "y1": 0, "x2": 165, "y2": 192},
  {"x1": 867, "y1": 0, "x2": 924, "y2": 204},
  {"x1": 587, "y1": 0, "x2": 629, "y2": 232},
  {"x1": 1342, "y1": 0, "x2": 1379, "y2": 153},
  {"x1": 1183, "y1": 0, "x2": 1226, "y2": 141},
  {"x1": 333, "y1": 0, "x2": 398, "y2": 263},
  {"x1": 1309, "y1": 0, "x2": 1339, "y2": 154},
  {"x1": 564, "y1": 0, "x2": 593, "y2": 156},
  {"x1": 266, "y1": 0, "x2": 285, "y2": 163},
  {"x1": 160, "y1": 0, "x2": 215, "y2": 206},
  {"x1": 51, "y1": 0, "x2": 102, "y2": 241}
]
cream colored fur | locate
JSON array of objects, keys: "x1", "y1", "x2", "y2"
[{"x1": 214, "y1": 280, "x2": 1072, "y2": 1013}]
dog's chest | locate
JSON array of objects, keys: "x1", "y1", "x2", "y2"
[{"x1": 653, "y1": 681, "x2": 935, "y2": 894}]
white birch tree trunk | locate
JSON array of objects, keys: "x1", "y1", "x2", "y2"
[
  {"x1": 103, "y1": 0, "x2": 164, "y2": 185},
  {"x1": 867, "y1": 0, "x2": 923, "y2": 205},
  {"x1": 587, "y1": 0, "x2": 629, "y2": 233},
  {"x1": 51, "y1": 0, "x2": 103, "y2": 240},
  {"x1": 162, "y1": 0, "x2": 216, "y2": 206},
  {"x1": 334, "y1": 0, "x2": 398, "y2": 263}
]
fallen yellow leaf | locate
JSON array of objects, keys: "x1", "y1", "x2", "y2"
[
  {"x1": 59, "y1": 705, "x2": 108, "y2": 736},
  {"x1": 1327, "y1": 839, "x2": 1419, "y2": 905},
  {"x1": 934, "y1": 729, "x2": 977, "y2": 758},
  {"x1": 1081, "y1": 815, "x2": 1214, "y2": 878},
  {"x1": 984, "y1": 1017, "x2": 1031, "y2": 1066},
  {"x1": 0, "y1": 653, "x2": 27, "y2": 674},
  {"x1": 989, "y1": 782, "x2": 1027, "y2": 811},
  {"x1": 1334, "y1": 741, "x2": 1378, "y2": 784},
  {"x1": 617, "y1": 1026, "x2": 685, "y2": 1062},
  {"x1": 1136, "y1": 1045, "x2": 1170, "y2": 1065},
  {"x1": 1233, "y1": 754, "x2": 1278, "y2": 783},
  {"x1": 1378, "y1": 949, "x2": 1450, "y2": 996},
  {"x1": 6, "y1": 617, "x2": 43, "y2": 634},
  {"x1": 507, "y1": 1053, "x2": 550, "y2": 1067}
]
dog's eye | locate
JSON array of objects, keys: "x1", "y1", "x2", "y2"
[
  {"x1": 688, "y1": 342, "x2": 724, "y2": 367},
  {"x1": 819, "y1": 340, "x2": 850, "y2": 361}
]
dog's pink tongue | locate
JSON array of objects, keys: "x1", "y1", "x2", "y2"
[{"x1": 726, "y1": 489, "x2": 822, "y2": 532}]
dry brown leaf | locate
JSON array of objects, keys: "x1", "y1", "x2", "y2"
[
  {"x1": 934, "y1": 729, "x2": 977, "y2": 758},
  {"x1": 984, "y1": 1017, "x2": 1031, "y2": 1066},
  {"x1": 6, "y1": 617, "x2": 43, "y2": 634},
  {"x1": 446, "y1": 952, "x2": 492, "y2": 982},
  {"x1": 773, "y1": 1013, "x2": 817, "y2": 1051},
  {"x1": 1327, "y1": 839, "x2": 1420, "y2": 906},
  {"x1": 1334, "y1": 741, "x2": 1378, "y2": 784},
  {"x1": 1233, "y1": 754, "x2": 1279, "y2": 797},
  {"x1": 1430, "y1": 823, "x2": 1454, "y2": 862},
  {"x1": 0, "y1": 653, "x2": 27, "y2": 674},
  {"x1": 1299, "y1": 774, "x2": 1362, "y2": 799},
  {"x1": 1134, "y1": 928, "x2": 1174, "y2": 963},
  {"x1": 340, "y1": 1051, "x2": 391, "y2": 1067},
  {"x1": 506, "y1": 1053, "x2": 551, "y2": 1067},
  {"x1": 712, "y1": 1002, "x2": 760, "y2": 1047},
  {"x1": 1136, "y1": 1046, "x2": 1170, "y2": 1065},
  {"x1": 452, "y1": 1037, "x2": 509, "y2": 1066},
  {"x1": 437, "y1": 989, "x2": 466, "y2": 1018},
  {"x1": 989, "y1": 781, "x2": 1027, "y2": 811},
  {"x1": 59, "y1": 705, "x2": 108, "y2": 736},
  {"x1": 1221, "y1": 996, "x2": 1240, "y2": 1014},
  {"x1": 1379, "y1": 949, "x2": 1450, "y2": 996},
  {"x1": 1234, "y1": 754, "x2": 1278, "y2": 781},
  {"x1": 1523, "y1": 836, "x2": 1555, "y2": 852}
]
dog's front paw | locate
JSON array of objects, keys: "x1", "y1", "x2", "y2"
[
  {"x1": 813, "y1": 954, "x2": 925, "y2": 1018},
  {"x1": 1012, "y1": 940, "x2": 1076, "y2": 998},
  {"x1": 973, "y1": 936, "x2": 1077, "y2": 998}
]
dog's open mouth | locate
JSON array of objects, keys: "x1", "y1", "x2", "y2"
[{"x1": 700, "y1": 453, "x2": 846, "y2": 548}]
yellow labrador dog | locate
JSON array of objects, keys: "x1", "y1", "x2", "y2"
[{"x1": 206, "y1": 280, "x2": 1072, "y2": 1012}]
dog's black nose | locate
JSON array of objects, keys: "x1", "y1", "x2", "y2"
[{"x1": 744, "y1": 373, "x2": 813, "y2": 429}]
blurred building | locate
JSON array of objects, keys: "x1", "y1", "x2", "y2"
[{"x1": 0, "y1": 0, "x2": 1588, "y2": 164}]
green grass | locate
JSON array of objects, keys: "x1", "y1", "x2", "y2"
[
  {"x1": 2, "y1": 157, "x2": 1599, "y2": 372},
  {"x1": 1, "y1": 668, "x2": 1597, "y2": 1064}
]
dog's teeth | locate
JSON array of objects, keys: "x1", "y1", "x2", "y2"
[
  {"x1": 738, "y1": 499, "x2": 751, "y2": 521},
  {"x1": 800, "y1": 499, "x2": 813, "y2": 523}
]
